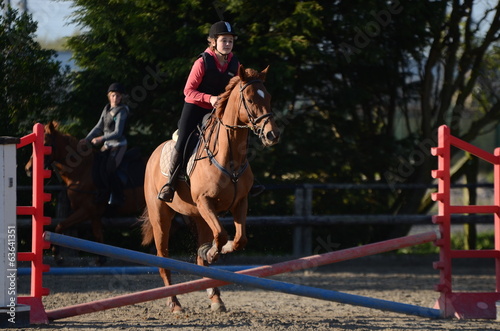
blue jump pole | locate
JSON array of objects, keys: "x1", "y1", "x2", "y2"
[
  {"x1": 43, "y1": 231, "x2": 440, "y2": 318},
  {"x1": 18, "y1": 265, "x2": 257, "y2": 276}
]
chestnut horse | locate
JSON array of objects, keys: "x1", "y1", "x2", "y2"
[
  {"x1": 141, "y1": 65, "x2": 280, "y2": 313},
  {"x1": 25, "y1": 122, "x2": 146, "y2": 264}
]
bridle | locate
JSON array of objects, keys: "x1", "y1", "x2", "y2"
[
  {"x1": 219, "y1": 79, "x2": 274, "y2": 142},
  {"x1": 205, "y1": 78, "x2": 274, "y2": 181}
]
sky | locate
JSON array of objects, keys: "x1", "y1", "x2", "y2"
[
  {"x1": 16, "y1": 0, "x2": 80, "y2": 42},
  {"x1": 14, "y1": 0, "x2": 495, "y2": 43}
]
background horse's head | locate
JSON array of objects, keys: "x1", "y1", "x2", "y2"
[
  {"x1": 25, "y1": 121, "x2": 92, "y2": 177},
  {"x1": 25, "y1": 121, "x2": 60, "y2": 177},
  {"x1": 216, "y1": 65, "x2": 280, "y2": 147}
]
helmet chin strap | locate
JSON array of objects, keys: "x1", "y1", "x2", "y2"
[{"x1": 214, "y1": 37, "x2": 229, "y2": 62}]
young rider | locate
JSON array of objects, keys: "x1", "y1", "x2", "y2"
[
  {"x1": 157, "y1": 21, "x2": 239, "y2": 202},
  {"x1": 81, "y1": 82, "x2": 129, "y2": 206}
]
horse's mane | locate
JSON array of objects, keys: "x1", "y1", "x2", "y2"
[
  {"x1": 47, "y1": 121, "x2": 79, "y2": 147},
  {"x1": 214, "y1": 68, "x2": 261, "y2": 118},
  {"x1": 61, "y1": 130, "x2": 79, "y2": 147},
  {"x1": 214, "y1": 76, "x2": 240, "y2": 118}
]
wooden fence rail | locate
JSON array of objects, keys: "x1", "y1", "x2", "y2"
[{"x1": 16, "y1": 183, "x2": 494, "y2": 255}]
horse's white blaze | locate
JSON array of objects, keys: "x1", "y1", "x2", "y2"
[{"x1": 257, "y1": 89, "x2": 265, "y2": 99}]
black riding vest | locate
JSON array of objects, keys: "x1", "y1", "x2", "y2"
[{"x1": 197, "y1": 52, "x2": 239, "y2": 96}]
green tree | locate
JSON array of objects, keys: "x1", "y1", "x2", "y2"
[
  {"x1": 61, "y1": 0, "x2": 500, "y2": 246},
  {"x1": 65, "y1": 0, "x2": 227, "y2": 151},
  {"x1": 0, "y1": 4, "x2": 70, "y2": 137},
  {"x1": 224, "y1": 0, "x2": 500, "y2": 240}
]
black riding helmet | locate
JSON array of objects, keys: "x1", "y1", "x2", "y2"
[
  {"x1": 107, "y1": 82, "x2": 126, "y2": 94},
  {"x1": 209, "y1": 21, "x2": 238, "y2": 39}
]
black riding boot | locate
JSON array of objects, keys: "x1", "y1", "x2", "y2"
[
  {"x1": 157, "y1": 149, "x2": 181, "y2": 202},
  {"x1": 108, "y1": 172, "x2": 124, "y2": 206}
]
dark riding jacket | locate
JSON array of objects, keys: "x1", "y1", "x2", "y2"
[
  {"x1": 183, "y1": 47, "x2": 239, "y2": 110},
  {"x1": 197, "y1": 52, "x2": 239, "y2": 96},
  {"x1": 86, "y1": 104, "x2": 129, "y2": 149}
]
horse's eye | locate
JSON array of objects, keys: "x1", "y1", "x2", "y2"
[{"x1": 247, "y1": 99, "x2": 254, "y2": 104}]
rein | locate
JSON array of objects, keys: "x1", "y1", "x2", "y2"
[{"x1": 205, "y1": 145, "x2": 249, "y2": 183}]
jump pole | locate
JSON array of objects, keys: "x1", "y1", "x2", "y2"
[{"x1": 44, "y1": 230, "x2": 441, "y2": 320}]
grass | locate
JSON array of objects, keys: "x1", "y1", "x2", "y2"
[{"x1": 397, "y1": 231, "x2": 495, "y2": 254}]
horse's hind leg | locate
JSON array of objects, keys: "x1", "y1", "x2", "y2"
[
  {"x1": 195, "y1": 217, "x2": 226, "y2": 312},
  {"x1": 149, "y1": 201, "x2": 183, "y2": 313}
]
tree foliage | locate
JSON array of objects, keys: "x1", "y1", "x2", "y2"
[
  {"x1": 64, "y1": 0, "x2": 231, "y2": 150},
  {"x1": 17, "y1": 0, "x2": 500, "y2": 243},
  {"x1": 0, "y1": 4, "x2": 70, "y2": 137}
]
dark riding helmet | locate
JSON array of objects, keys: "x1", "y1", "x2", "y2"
[
  {"x1": 209, "y1": 21, "x2": 238, "y2": 39},
  {"x1": 107, "y1": 82, "x2": 126, "y2": 94}
]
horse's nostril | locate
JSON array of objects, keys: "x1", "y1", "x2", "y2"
[{"x1": 266, "y1": 131, "x2": 279, "y2": 142}]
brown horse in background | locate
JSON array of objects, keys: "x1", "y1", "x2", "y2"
[
  {"x1": 141, "y1": 65, "x2": 280, "y2": 313},
  {"x1": 25, "y1": 122, "x2": 146, "y2": 264}
]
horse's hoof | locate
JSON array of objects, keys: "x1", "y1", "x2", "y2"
[
  {"x1": 221, "y1": 240, "x2": 234, "y2": 254},
  {"x1": 167, "y1": 298, "x2": 183, "y2": 314},
  {"x1": 205, "y1": 244, "x2": 221, "y2": 264},
  {"x1": 211, "y1": 302, "x2": 226, "y2": 312},
  {"x1": 198, "y1": 243, "x2": 220, "y2": 264},
  {"x1": 198, "y1": 242, "x2": 212, "y2": 262},
  {"x1": 172, "y1": 306, "x2": 184, "y2": 314},
  {"x1": 168, "y1": 302, "x2": 184, "y2": 314}
]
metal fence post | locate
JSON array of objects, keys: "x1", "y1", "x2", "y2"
[{"x1": 293, "y1": 186, "x2": 312, "y2": 256}]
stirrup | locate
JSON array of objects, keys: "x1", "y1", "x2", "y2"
[
  {"x1": 157, "y1": 184, "x2": 175, "y2": 202},
  {"x1": 108, "y1": 192, "x2": 124, "y2": 206},
  {"x1": 249, "y1": 184, "x2": 265, "y2": 197}
]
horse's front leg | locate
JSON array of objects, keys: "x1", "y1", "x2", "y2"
[
  {"x1": 223, "y1": 197, "x2": 248, "y2": 254},
  {"x1": 194, "y1": 217, "x2": 226, "y2": 312},
  {"x1": 196, "y1": 198, "x2": 228, "y2": 264}
]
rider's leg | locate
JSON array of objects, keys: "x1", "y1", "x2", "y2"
[
  {"x1": 157, "y1": 102, "x2": 210, "y2": 202},
  {"x1": 107, "y1": 145, "x2": 127, "y2": 206},
  {"x1": 157, "y1": 148, "x2": 181, "y2": 202},
  {"x1": 108, "y1": 172, "x2": 124, "y2": 205}
]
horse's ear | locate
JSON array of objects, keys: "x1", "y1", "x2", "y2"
[
  {"x1": 238, "y1": 64, "x2": 246, "y2": 79},
  {"x1": 48, "y1": 121, "x2": 57, "y2": 132},
  {"x1": 260, "y1": 65, "x2": 270, "y2": 82}
]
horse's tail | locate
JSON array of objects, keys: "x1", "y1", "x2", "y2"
[{"x1": 139, "y1": 207, "x2": 154, "y2": 246}]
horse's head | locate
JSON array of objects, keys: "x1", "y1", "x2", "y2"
[
  {"x1": 25, "y1": 121, "x2": 91, "y2": 177},
  {"x1": 25, "y1": 121, "x2": 58, "y2": 177},
  {"x1": 220, "y1": 65, "x2": 280, "y2": 147}
]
